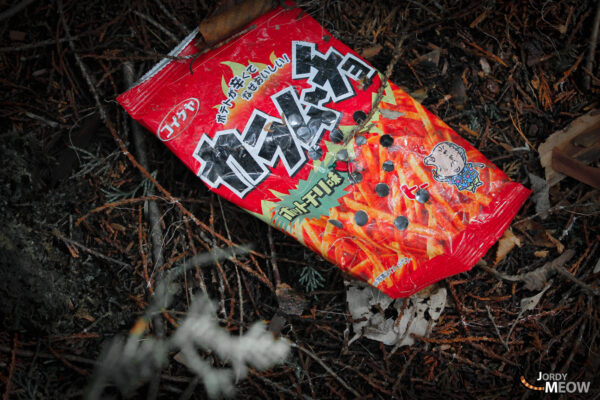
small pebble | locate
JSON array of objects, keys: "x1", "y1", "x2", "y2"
[
  {"x1": 308, "y1": 146, "x2": 323, "y2": 160},
  {"x1": 307, "y1": 118, "x2": 322, "y2": 133},
  {"x1": 394, "y1": 216, "x2": 409, "y2": 230},
  {"x1": 350, "y1": 171, "x2": 363, "y2": 183},
  {"x1": 328, "y1": 219, "x2": 343, "y2": 229},
  {"x1": 415, "y1": 188, "x2": 430, "y2": 203},
  {"x1": 330, "y1": 129, "x2": 344, "y2": 143},
  {"x1": 321, "y1": 111, "x2": 337, "y2": 125},
  {"x1": 287, "y1": 113, "x2": 303, "y2": 128},
  {"x1": 382, "y1": 160, "x2": 394, "y2": 172},
  {"x1": 375, "y1": 183, "x2": 390, "y2": 197},
  {"x1": 353, "y1": 110, "x2": 367, "y2": 124},
  {"x1": 380, "y1": 134, "x2": 394, "y2": 147},
  {"x1": 336, "y1": 149, "x2": 348, "y2": 161},
  {"x1": 297, "y1": 126, "x2": 312, "y2": 141},
  {"x1": 355, "y1": 135, "x2": 367, "y2": 145},
  {"x1": 354, "y1": 210, "x2": 368, "y2": 226}
]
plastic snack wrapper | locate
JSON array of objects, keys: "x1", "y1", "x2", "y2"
[{"x1": 118, "y1": 5, "x2": 531, "y2": 298}]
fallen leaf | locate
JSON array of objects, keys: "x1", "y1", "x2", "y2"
[
  {"x1": 495, "y1": 229, "x2": 521, "y2": 265},
  {"x1": 545, "y1": 231, "x2": 564, "y2": 253},
  {"x1": 534, "y1": 250, "x2": 549, "y2": 258},
  {"x1": 346, "y1": 281, "x2": 447, "y2": 346},
  {"x1": 514, "y1": 220, "x2": 564, "y2": 251},
  {"x1": 520, "y1": 284, "x2": 551, "y2": 312},
  {"x1": 360, "y1": 44, "x2": 382, "y2": 59},
  {"x1": 409, "y1": 87, "x2": 429, "y2": 101},
  {"x1": 528, "y1": 173, "x2": 550, "y2": 219},
  {"x1": 479, "y1": 57, "x2": 491, "y2": 75},
  {"x1": 419, "y1": 49, "x2": 440, "y2": 67},
  {"x1": 75, "y1": 308, "x2": 95, "y2": 322},
  {"x1": 199, "y1": 0, "x2": 275, "y2": 45},
  {"x1": 522, "y1": 250, "x2": 575, "y2": 290},
  {"x1": 173, "y1": 351, "x2": 187, "y2": 366}
]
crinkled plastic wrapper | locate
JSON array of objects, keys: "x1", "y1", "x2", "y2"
[{"x1": 118, "y1": 5, "x2": 530, "y2": 298}]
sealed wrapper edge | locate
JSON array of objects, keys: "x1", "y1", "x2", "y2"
[{"x1": 117, "y1": 5, "x2": 531, "y2": 298}]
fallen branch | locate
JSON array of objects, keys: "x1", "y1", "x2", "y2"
[
  {"x1": 480, "y1": 249, "x2": 598, "y2": 295},
  {"x1": 124, "y1": 62, "x2": 165, "y2": 283},
  {"x1": 584, "y1": 0, "x2": 600, "y2": 90},
  {"x1": 292, "y1": 344, "x2": 361, "y2": 398}
]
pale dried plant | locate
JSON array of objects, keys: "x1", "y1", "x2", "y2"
[{"x1": 86, "y1": 246, "x2": 290, "y2": 399}]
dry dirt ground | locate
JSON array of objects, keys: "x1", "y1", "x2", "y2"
[{"x1": 1, "y1": 1, "x2": 599, "y2": 399}]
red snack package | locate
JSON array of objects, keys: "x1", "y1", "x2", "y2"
[{"x1": 118, "y1": 5, "x2": 530, "y2": 298}]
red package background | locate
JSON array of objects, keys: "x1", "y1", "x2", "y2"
[{"x1": 118, "y1": 5, "x2": 530, "y2": 298}]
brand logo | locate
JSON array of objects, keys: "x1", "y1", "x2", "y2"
[
  {"x1": 521, "y1": 373, "x2": 591, "y2": 394},
  {"x1": 194, "y1": 41, "x2": 376, "y2": 198},
  {"x1": 158, "y1": 98, "x2": 199, "y2": 142}
]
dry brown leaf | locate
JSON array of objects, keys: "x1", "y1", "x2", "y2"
[
  {"x1": 199, "y1": 0, "x2": 275, "y2": 45},
  {"x1": 520, "y1": 284, "x2": 551, "y2": 312},
  {"x1": 495, "y1": 229, "x2": 521, "y2": 265},
  {"x1": 545, "y1": 231, "x2": 564, "y2": 253},
  {"x1": 514, "y1": 220, "x2": 564, "y2": 251},
  {"x1": 360, "y1": 44, "x2": 382, "y2": 59},
  {"x1": 534, "y1": 250, "x2": 549, "y2": 258},
  {"x1": 75, "y1": 308, "x2": 95, "y2": 322},
  {"x1": 528, "y1": 173, "x2": 550, "y2": 219}
]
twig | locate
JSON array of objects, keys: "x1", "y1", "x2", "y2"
[
  {"x1": 584, "y1": 0, "x2": 600, "y2": 90},
  {"x1": 553, "y1": 265, "x2": 598, "y2": 295},
  {"x1": 412, "y1": 335, "x2": 522, "y2": 345},
  {"x1": 48, "y1": 344, "x2": 90, "y2": 376},
  {"x1": 132, "y1": 10, "x2": 179, "y2": 43},
  {"x1": 481, "y1": 249, "x2": 598, "y2": 295},
  {"x1": 217, "y1": 196, "x2": 244, "y2": 334},
  {"x1": 553, "y1": 51, "x2": 585, "y2": 91},
  {"x1": 509, "y1": 112, "x2": 536, "y2": 152},
  {"x1": 463, "y1": 39, "x2": 508, "y2": 67},
  {"x1": 267, "y1": 226, "x2": 281, "y2": 287},
  {"x1": 152, "y1": 0, "x2": 190, "y2": 35},
  {"x1": 560, "y1": 320, "x2": 586, "y2": 373},
  {"x1": 76, "y1": 195, "x2": 164, "y2": 224},
  {"x1": 51, "y1": 228, "x2": 132, "y2": 269},
  {"x1": 59, "y1": 0, "x2": 259, "y2": 262},
  {"x1": 437, "y1": 350, "x2": 513, "y2": 380},
  {"x1": 292, "y1": 344, "x2": 361, "y2": 398},
  {"x1": 0, "y1": 0, "x2": 35, "y2": 22},
  {"x1": 2, "y1": 334, "x2": 17, "y2": 400},
  {"x1": 123, "y1": 62, "x2": 165, "y2": 283},
  {"x1": 391, "y1": 350, "x2": 416, "y2": 392},
  {"x1": 513, "y1": 201, "x2": 597, "y2": 223},
  {"x1": 486, "y1": 306, "x2": 509, "y2": 351}
]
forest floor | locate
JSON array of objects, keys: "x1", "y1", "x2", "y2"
[{"x1": 1, "y1": 0, "x2": 599, "y2": 399}]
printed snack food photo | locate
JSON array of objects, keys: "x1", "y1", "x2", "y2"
[{"x1": 118, "y1": 3, "x2": 531, "y2": 298}]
